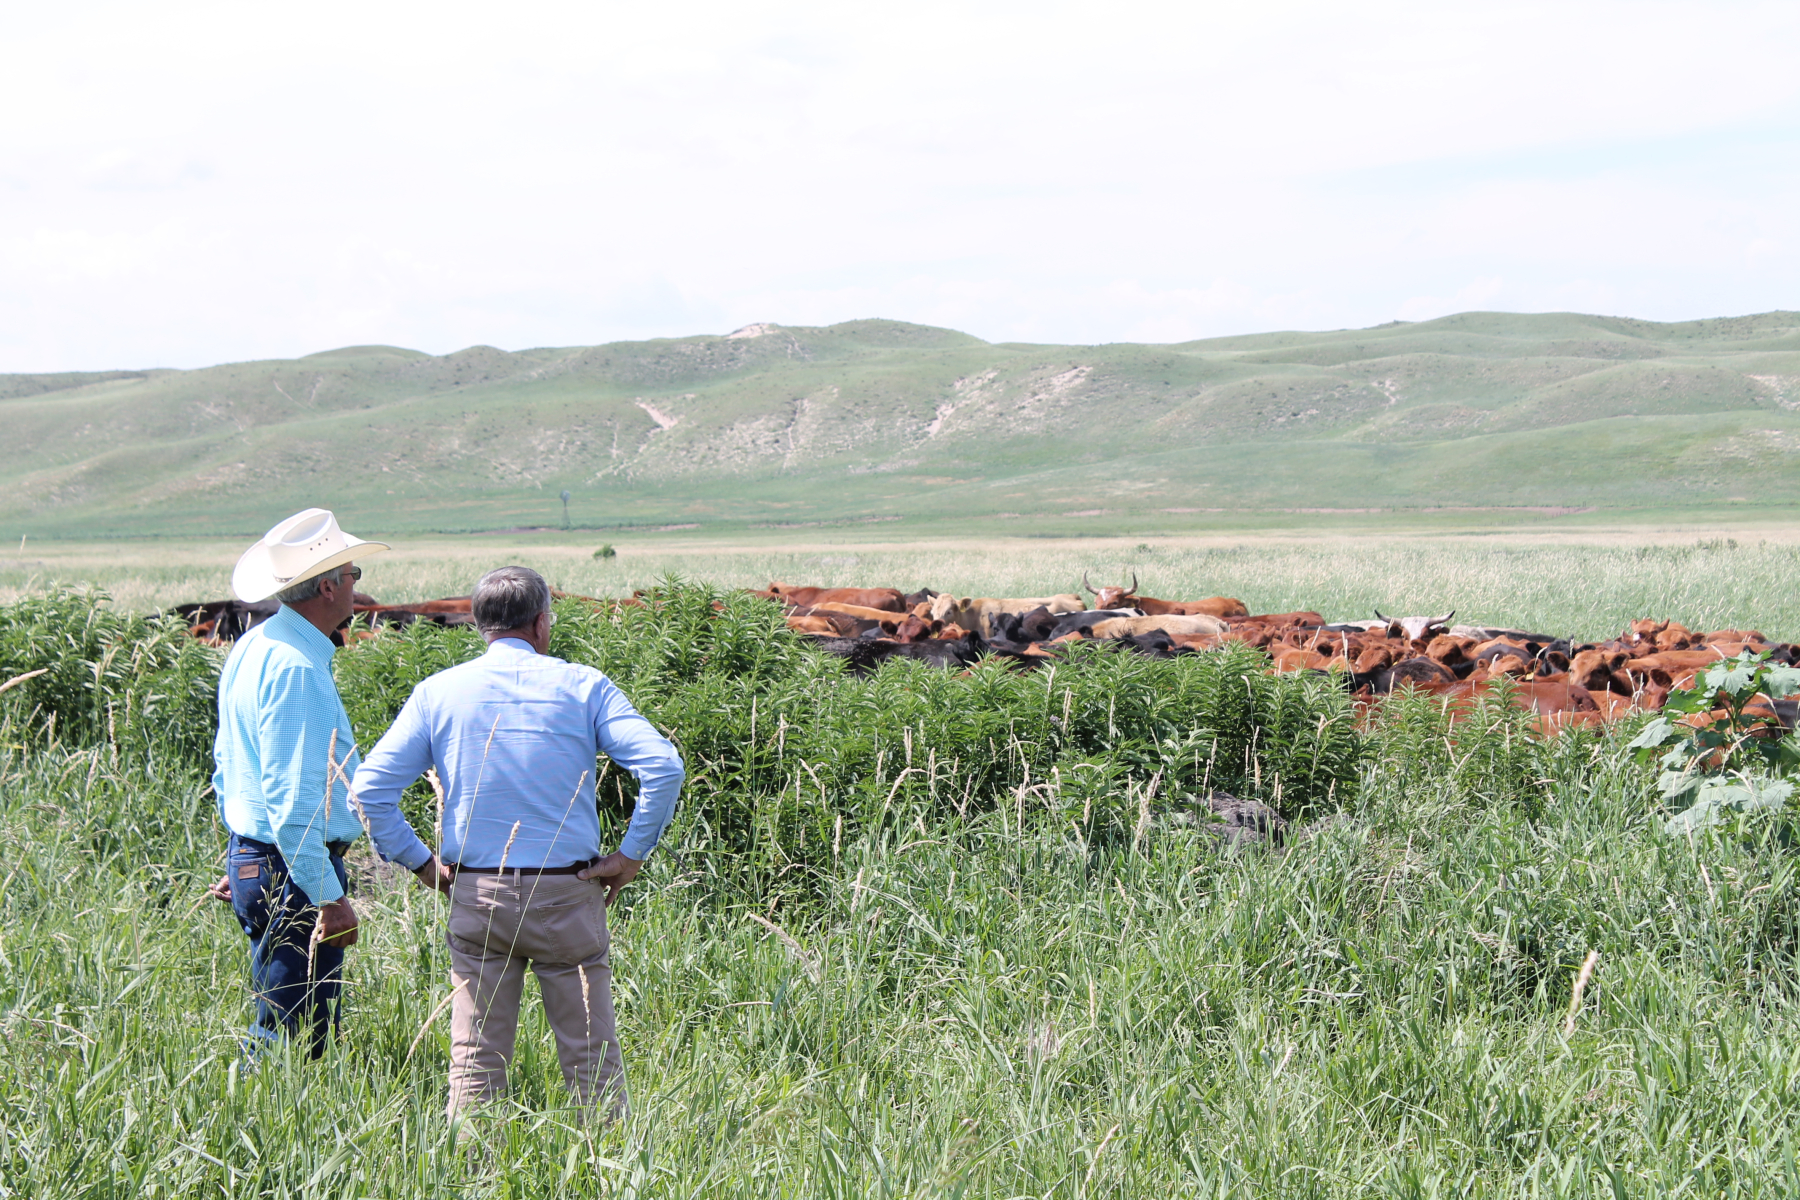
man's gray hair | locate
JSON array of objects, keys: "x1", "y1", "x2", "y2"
[
  {"x1": 274, "y1": 566, "x2": 348, "y2": 606},
  {"x1": 473, "y1": 566, "x2": 552, "y2": 634}
]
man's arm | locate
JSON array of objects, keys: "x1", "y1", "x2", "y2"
[
  {"x1": 349, "y1": 694, "x2": 442, "y2": 889},
  {"x1": 258, "y1": 666, "x2": 349, "y2": 908},
  {"x1": 208, "y1": 670, "x2": 234, "y2": 904},
  {"x1": 579, "y1": 687, "x2": 684, "y2": 904}
]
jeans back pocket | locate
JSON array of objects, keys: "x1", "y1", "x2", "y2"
[{"x1": 229, "y1": 853, "x2": 277, "y2": 939}]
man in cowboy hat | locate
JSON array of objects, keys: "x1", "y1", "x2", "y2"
[{"x1": 208, "y1": 508, "x2": 451, "y2": 1058}]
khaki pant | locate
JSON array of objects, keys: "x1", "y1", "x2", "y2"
[{"x1": 445, "y1": 872, "x2": 624, "y2": 1119}]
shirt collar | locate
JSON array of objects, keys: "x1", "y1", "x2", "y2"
[
  {"x1": 484, "y1": 636, "x2": 538, "y2": 657},
  {"x1": 271, "y1": 603, "x2": 337, "y2": 665}
]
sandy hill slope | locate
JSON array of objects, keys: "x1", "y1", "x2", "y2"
[{"x1": 5, "y1": 312, "x2": 1799, "y2": 537}]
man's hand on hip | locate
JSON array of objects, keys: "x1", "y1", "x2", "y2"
[
  {"x1": 578, "y1": 852, "x2": 643, "y2": 906},
  {"x1": 207, "y1": 873, "x2": 232, "y2": 903},
  {"x1": 413, "y1": 854, "x2": 453, "y2": 894},
  {"x1": 316, "y1": 896, "x2": 360, "y2": 947}
]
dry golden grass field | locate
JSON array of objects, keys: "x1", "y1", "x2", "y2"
[{"x1": 7, "y1": 523, "x2": 1800, "y2": 641}]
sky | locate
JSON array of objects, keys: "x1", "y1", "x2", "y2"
[{"x1": 2, "y1": 0, "x2": 1797, "y2": 371}]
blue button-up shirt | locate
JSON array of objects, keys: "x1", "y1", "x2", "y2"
[
  {"x1": 212, "y1": 604, "x2": 380, "y2": 906},
  {"x1": 352, "y1": 638, "x2": 684, "y2": 868}
]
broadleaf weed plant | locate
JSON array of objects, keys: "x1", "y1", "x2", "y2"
[{"x1": 1626, "y1": 650, "x2": 1800, "y2": 834}]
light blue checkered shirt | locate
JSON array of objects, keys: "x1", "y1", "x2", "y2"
[
  {"x1": 353, "y1": 637, "x2": 684, "y2": 869},
  {"x1": 212, "y1": 605, "x2": 430, "y2": 905}
]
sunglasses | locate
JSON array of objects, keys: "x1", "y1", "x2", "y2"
[{"x1": 338, "y1": 565, "x2": 363, "y2": 582}]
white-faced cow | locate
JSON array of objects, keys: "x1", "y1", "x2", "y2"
[
  {"x1": 928, "y1": 593, "x2": 1086, "y2": 637},
  {"x1": 1373, "y1": 609, "x2": 1456, "y2": 644}
]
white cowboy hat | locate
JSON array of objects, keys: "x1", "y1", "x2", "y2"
[{"x1": 232, "y1": 508, "x2": 390, "y2": 602}]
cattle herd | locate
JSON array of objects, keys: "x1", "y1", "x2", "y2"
[{"x1": 173, "y1": 574, "x2": 1800, "y2": 733}]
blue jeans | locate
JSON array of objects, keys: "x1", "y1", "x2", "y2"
[{"x1": 227, "y1": 833, "x2": 350, "y2": 1059}]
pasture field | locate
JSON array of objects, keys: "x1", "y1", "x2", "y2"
[{"x1": 3, "y1": 543, "x2": 1800, "y2": 1197}]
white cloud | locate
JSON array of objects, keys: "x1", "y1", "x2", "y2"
[{"x1": 0, "y1": 0, "x2": 1797, "y2": 368}]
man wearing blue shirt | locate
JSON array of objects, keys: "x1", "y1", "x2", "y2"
[
  {"x1": 210, "y1": 509, "x2": 451, "y2": 1059},
  {"x1": 354, "y1": 565, "x2": 684, "y2": 1119}
]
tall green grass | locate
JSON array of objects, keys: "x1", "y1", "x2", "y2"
[
  {"x1": 331, "y1": 584, "x2": 1361, "y2": 896},
  {"x1": 4, "y1": 584, "x2": 1800, "y2": 1196},
  {"x1": 0, "y1": 586, "x2": 221, "y2": 764}
]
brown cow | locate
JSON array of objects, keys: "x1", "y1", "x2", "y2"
[
  {"x1": 386, "y1": 596, "x2": 473, "y2": 614},
  {"x1": 789, "y1": 605, "x2": 889, "y2": 635},
  {"x1": 1427, "y1": 676, "x2": 1604, "y2": 734},
  {"x1": 1701, "y1": 629, "x2": 1768, "y2": 646},
  {"x1": 1479, "y1": 652, "x2": 1536, "y2": 679},
  {"x1": 891, "y1": 612, "x2": 942, "y2": 643},
  {"x1": 1082, "y1": 574, "x2": 1249, "y2": 619},
  {"x1": 1167, "y1": 629, "x2": 1230, "y2": 651},
  {"x1": 549, "y1": 589, "x2": 608, "y2": 607},
  {"x1": 808, "y1": 601, "x2": 908, "y2": 625},
  {"x1": 1626, "y1": 619, "x2": 1696, "y2": 651},
  {"x1": 1516, "y1": 681, "x2": 1606, "y2": 733},
  {"x1": 1424, "y1": 634, "x2": 1477, "y2": 667},
  {"x1": 1272, "y1": 646, "x2": 1330, "y2": 673},
  {"x1": 1226, "y1": 611, "x2": 1327, "y2": 631},
  {"x1": 1621, "y1": 648, "x2": 1728, "y2": 677},
  {"x1": 1085, "y1": 613, "x2": 1229, "y2": 640},
  {"x1": 1568, "y1": 647, "x2": 1630, "y2": 692},
  {"x1": 767, "y1": 582, "x2": 906, "y2": 612}
]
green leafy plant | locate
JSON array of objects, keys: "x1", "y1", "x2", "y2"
[
  {"x1": 1627, "y1": 650, "x2": 1800, "y2": 834},
  {"x1": 593, "y1": 544, "x2": 617, "y2": 559},
  {"x1": 0, "y1": 586, "x2": 222, "y2": 766}
]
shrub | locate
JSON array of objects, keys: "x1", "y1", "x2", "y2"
[
  {"x1": 3, "y1": 583, "x2": 1365, "y2": 903},
  {"x1": 333, "y1": 581, "x2": 1364, "y2": 896},
  {"x1": 0, "y1": 587, "x2": 221, "y2": 768}
]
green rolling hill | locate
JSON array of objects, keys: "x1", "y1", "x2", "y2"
[{"x1": 4, "y1": 311, "x2": 1799, "y2": 539}]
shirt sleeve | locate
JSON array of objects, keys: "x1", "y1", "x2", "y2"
[
  {"x1": 594, "y1": 683, "x2": 684, "y2": 861},
  {"x1": 210, "y1": 720, "x2": 228, "y2": 825},
  {"x1": 257, "y1": 665, "x2": 349, "y2": 906},
  {"x1": 348, "y1": 693, "x2": 436, "y2": 873},
  {"x1": 211, "y1": 648, "x2": 236, "y2": 825}
]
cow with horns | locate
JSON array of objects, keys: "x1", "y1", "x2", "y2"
[
  {"x1": 1081, "y1": 573, "x2": 1249, "y2": 619},
  {"x1": 1372, "y1": 609, "x2": 1456, "y2": 644}
]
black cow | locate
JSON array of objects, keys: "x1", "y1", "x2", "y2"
[
  {"x1": 171, "y1": 598, "x2": 279, "y2": 642},
  {"x1": 805, "y1": 633, "x2": 982, "y2": 675},
  {"x1": 995, "y1": 606, "x2": 1141, "y2": 643}
]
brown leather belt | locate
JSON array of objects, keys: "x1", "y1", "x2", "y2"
[{"x1": 448, "y1": 860, "x2": 596, "y2": 877}]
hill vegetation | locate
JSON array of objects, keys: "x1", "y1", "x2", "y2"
[{"x1": 5, "y1": 311, "x2": 1800, "y2": 538}]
